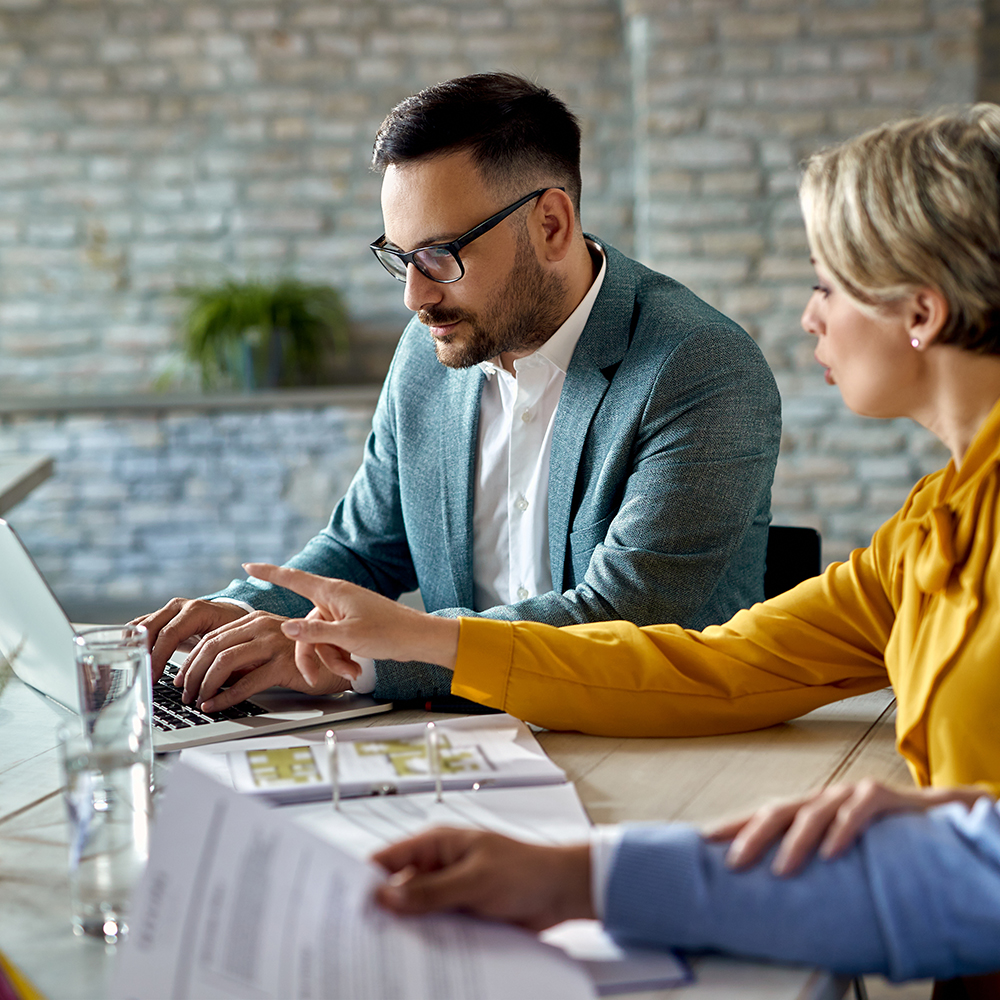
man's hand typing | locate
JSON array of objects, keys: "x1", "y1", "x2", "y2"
[{"x1": 134, "y1": 596, "x2": 351, "y2": 712}]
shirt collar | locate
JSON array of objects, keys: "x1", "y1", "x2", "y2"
[{"x1": 478, "y1": 238, "x2": 607, "y2": 378}]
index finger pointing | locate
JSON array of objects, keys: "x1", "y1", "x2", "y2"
[{"x1": 243, "y1": 563, "x2": 332, "y2": 603}]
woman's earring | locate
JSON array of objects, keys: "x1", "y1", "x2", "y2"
[{"x1": 910, "y1": 338, "x2": 920, "y2": 349}]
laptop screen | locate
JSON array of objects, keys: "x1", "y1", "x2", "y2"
[{"x1": 0, "y1": 519, "x2": 79, "y2": 712}]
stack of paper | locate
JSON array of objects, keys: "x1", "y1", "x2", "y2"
[
  {"x1": 163, "y1": 714, "x2": 692, "y2": 998},
  {"x1": 113, "y1": 763, "x2": 596, "y2": 1000}
]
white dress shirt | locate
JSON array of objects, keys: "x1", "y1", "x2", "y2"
[
  {"x1": 472, "y1": 243, "x2": 606, "y2": 610},
  {"x1": 220, "y1": 242, "x2": 607, "y2": 695},
  {"x1": 589, "y1": 825, "x2": 624, "y2": 919}
]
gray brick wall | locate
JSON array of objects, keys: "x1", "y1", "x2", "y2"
[
  {"x1": 623, "y1": 0, "x2": 975, "y2": 561},
  {"x1": 0, "y1": 0, "x2": 633, "y2": 396},
  {"x1": 0, "y1": 0, "x2": 988, "y2": 599},
  {"x1": 0, "y1": 392, "x2": 377, "y2": 617}
]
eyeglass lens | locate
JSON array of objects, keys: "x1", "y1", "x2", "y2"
[{"x1": 374, "y1": 244, "x2": 462, "y2": 283}]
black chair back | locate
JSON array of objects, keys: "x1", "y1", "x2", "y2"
[{"x1": 764, "y1": 525, "x2": 822, "y2": 599}]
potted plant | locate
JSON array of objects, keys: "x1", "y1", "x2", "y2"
[{"x1": 178, "y1": 276, "x2": 350, "y2": 391}]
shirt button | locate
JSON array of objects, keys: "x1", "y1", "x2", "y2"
[
  {"x1": 517, "y1": 587, "x2": 529, "y2": 600},
  {"x1": 515, "y1": 496, "x2": 529, "y2": 511},
  {"x1": 520, "y1": 409, "x2": 532, "y2": 423}
]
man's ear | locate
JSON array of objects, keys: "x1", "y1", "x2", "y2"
[
  {"x1": 532, "y1": 188, "x2": 576, "y2": 262},
  {"x1": 907, "y1": 287, "x2": 949, "y2": 349}
]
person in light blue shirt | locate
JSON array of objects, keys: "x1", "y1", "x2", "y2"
[{"x1": 371, "y1": 781, "x2": 1000, "y2": 986}]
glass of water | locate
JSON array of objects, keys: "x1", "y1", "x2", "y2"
[
  {"x1": 58, "y1": 724, "x2": 152, "y2": 942},
  {"x1": 74, "y1": 624, "x2": 153, "y2": 767}
]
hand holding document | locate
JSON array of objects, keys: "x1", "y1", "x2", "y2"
[
  {"x1": 113, "y1": 762, "x2": 596, "y2": 1000},
  {"x1": 165, "y1": 715, "x2": 691, "y2": 997}
]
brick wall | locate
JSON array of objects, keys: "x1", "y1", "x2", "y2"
[
  {"x1": 623, "y1": 0, "x2": 974, "y2": 560},
  {"x1": 0, "y1": 391, "x2": 377, "y2": 617},
  {"x1": 0, "y1": 0, "x2": 989, "y2": 594},
  {"x1": 0, "y1": 0, "x2": 633, "y2": 396}
]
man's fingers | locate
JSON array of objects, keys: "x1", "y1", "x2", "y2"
[
  {"x1": 377, "y1": 857, "x2": 484, "y2": 916},
  {"x1": 144, "y1": 599, "x2": 245, "y2": 679},
  {"x1": 373, "y1": 829, "x2": 475, "y2": 877},
  {"x1": 190, "y1": 642, "x2": 269, "y2": 707},
  {"x1": 200, "y1": 662, "x2": 281, "y2": 712}
]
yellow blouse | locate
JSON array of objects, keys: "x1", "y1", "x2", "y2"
[{"x1": 452, "y1": 402, "x2": 1000, "y2": 795}]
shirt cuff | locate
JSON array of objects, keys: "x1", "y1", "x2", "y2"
[
  {"x1": 214, "y1": 599, "x2": 376, "y2": 695},
  {"x1": 590, "y1": 825, "x2": 625, "y2": 922},
  {"x1": 213, "y1": 597, "x2": 255, "y2": 614},
  {"x1": 350, "y1": 656, "x2": 376, "y2": 694}
]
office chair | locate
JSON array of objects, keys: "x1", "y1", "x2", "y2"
[{"x1": 763, "y1": 525, "x2": 822, "y2": 599}]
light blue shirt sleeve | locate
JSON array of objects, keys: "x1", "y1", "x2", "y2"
[{"x1": 603, "y1": 797, "x2": 1000, "y2": 982}]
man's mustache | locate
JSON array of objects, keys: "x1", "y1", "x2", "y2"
[{"x1": 419, "y1": 308, "x2": 473, "y2": 327}]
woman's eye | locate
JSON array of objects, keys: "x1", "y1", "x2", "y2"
[{"x1": 811, "y1": 284, "x2": 831, "y2": 298}]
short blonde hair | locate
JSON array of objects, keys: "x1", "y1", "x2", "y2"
[{"x1": 800, "y1": 104, "x2": 1000, "y2": 354}]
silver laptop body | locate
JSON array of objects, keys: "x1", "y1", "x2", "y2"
[{"x1": 0, "y1": 519, "x2": 392, "y2": 750}]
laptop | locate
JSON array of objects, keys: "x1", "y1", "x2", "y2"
[{"x1": 0, "y1": 519, "x2": 392, "y2": 751}]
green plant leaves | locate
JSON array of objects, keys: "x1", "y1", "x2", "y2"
[{"x1": 178, "y1": 277, "x2": 350, "y2": 391}]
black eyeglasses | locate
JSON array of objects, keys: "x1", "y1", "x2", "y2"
[{"x1": 369, "y1": 188, "x2": 564, "y2": 283}]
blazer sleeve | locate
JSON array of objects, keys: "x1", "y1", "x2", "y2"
[
  {"x1": 604, "y1": 797, "x2": 1000, "y2": 981},
  {"x1": 205, "y1": 356, "x2": 419, "y2": 618},
  {"x1": 449, "y1": 540, "x2": 896, "y2": 737},
  {"x1": 374, "y1": 319, "x2": 782, "y2": 701}
]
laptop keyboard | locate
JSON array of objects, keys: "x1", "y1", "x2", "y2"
[{"x1": 153, "y1": 662, "x2": 269, "y2": 731}]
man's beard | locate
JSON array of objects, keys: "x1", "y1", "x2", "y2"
[{"x1": 419, "y1": 236, "x2": 568, "y2": 369}]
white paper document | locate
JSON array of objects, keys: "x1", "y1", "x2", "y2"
[
  {"x1": 113, "y1": 762, "x2": 595, "y2": 1000},
  {"x1": 541, "y1": 920, "x2": 692, "y2": 994},
  {"x1": 182, "y1": 714, "x2": 566, "y2": 804},
  {"x1": 288, "y1": 781, "x2": 593, "y2": 859}
]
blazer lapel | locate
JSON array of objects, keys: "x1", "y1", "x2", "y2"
[
  {"x1": 548, "y1": 242, "x2": 637, "y2": 588},
  {"x1": 439, "y1": 366, "x2": 485, "y2": 608}
]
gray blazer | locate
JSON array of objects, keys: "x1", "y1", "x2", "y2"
[{"x1": 211, "y1": 241, "x2": 781, "y2": 699}]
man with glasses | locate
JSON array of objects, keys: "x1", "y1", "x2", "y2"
[{"x1": 140, "y1": 73, "x2": 781, "y2": 711}]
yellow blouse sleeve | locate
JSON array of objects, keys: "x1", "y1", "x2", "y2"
[{"x1": 451, "y1": 539, "x2": 896, "y2": 738}]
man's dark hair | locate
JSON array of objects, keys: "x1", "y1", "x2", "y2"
[{"x1": 372, "y1": 73, "x2": 582, "y2": 214}]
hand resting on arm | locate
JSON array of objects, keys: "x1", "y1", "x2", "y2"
[
  {"x1": 705, "y1": 778, "x2": 990, "y2": 875},
  {"x1": 243, "y1": 563, "x2": 460, "y2": 686}
]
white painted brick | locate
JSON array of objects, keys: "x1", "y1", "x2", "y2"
[
  {"x1": 752, "y1": 75, "x2": 860, "y2": 105},
  {"x1": 0, "y1": 0, "x2": 985, "y2": 583},
  {"x1": 656, "y1": 136, "x2": 754, "y2": 168}
]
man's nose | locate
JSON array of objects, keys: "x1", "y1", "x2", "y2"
[{"x1": 403, "y1": 265, "x2": 445, "y2": 313}]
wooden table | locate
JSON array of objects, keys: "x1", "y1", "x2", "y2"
[
  {"x1": 0, "y1": 455, "x2": 54, "y2": 515},
  {"x1": 538, "y1": 687, "x2": 908, "y2": 827},
  {"x1": 0, "y1": 675, "x2": 907, "y2": 1000}
]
